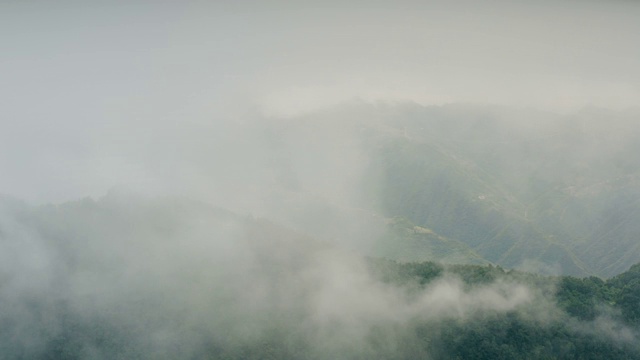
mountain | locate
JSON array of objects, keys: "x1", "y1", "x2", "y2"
[
  {"x1": 256, "y1": 102, "x2": 640, "y2": 277},
  {"x1": 366, "y1": 135, "x2": 587, "y2": 275}
]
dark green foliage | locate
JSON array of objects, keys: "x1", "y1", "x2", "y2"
[
  {"x1": 430, "y1": 314, "x2": 637, "y2": 360},
  {"x1": 367, "y1": 260, "x2": 640, "y2": 360},
  {"x1": 551, "y1": 263, "x2": 640, "y2": 327},
  {"x1": 609, "y1": 264, "x2": 640, "y2": 325},
  {"x1": 556, "y1": 276, "x2": 608, "y2": 320}
]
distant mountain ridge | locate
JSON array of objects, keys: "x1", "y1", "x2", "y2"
[
  {"x1": 262, "y1": 102, "x2": 640, "y2": 277},
  {"x1": 2, "y1": 103, "x2": 637, "y2": 279},
  {"x1": 361, "y1": 103, "x2": 640, "y2": 277}
]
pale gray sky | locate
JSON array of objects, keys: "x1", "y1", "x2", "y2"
[{"x1": 1, "y1": 0, "x2": 639, "y2": 203}]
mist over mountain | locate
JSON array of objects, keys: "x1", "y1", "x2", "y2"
[
  {"x1": 1, "y1": 194, "x2": 639, "y2": 359},
  {"x1": 3, "y1": 100, "x2": 640, "y2": 358},
  {"x1": 197, "y1": 102, "x2": 639, "y2": 278},
  {"x1": 3, "y1": 101, "x2": 640, "y2": 358},
  {"x1": 3, "y1": 0, "x2": 640, "y2": 358},
  {"x1": 357, "y1": 103, "x2": 640, "y2": 277}
]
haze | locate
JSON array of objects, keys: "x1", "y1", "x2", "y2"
[
  {"x1": 2, "y1": 0, "x2": 640, "y2": 204},
  {"x1": 2, "y1": 1, "x2": 640, "y2": 358}
]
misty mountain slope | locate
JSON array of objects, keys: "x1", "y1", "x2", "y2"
[
  {"x1": 4, "y1": 1, "x2": 640, "y2": 358},
  {"x1": 274, "y1": 102, "x2": 638, "y2": 277},
  {"x1": 2, "y1": 193, "x2": 640, "y2": 359},
  {"x1": 362, "y1": 133, "x2": 587, "y2": 276},
  {"x1": 233, "y1": 102, "x2": 640, "y2": 277}
]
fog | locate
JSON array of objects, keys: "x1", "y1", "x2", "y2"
[
  {"x1": 2, "y1": 0, "x2": 640, "y2": 204},
  {"x1": 1, "y1": 194, "x2": 637, "y2": 358},
  {"x1": 2, "y1": 0, "x2": 640, "y2": 358},
  {"x1": 0, "y1": 194, "x2": 623, "y2": 358}
]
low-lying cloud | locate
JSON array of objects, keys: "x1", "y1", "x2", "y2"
[{"x1": 1, "y1": 194, "x2": 636, "y2": 358}]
